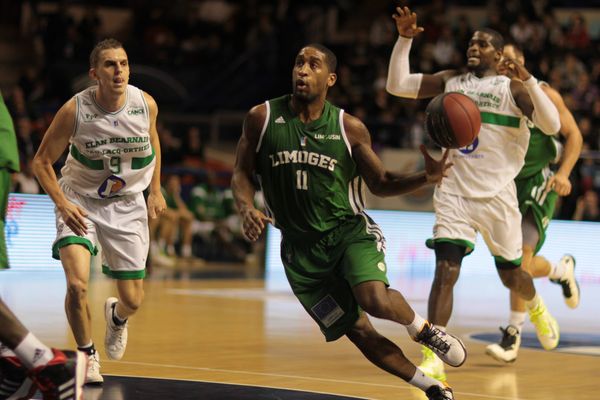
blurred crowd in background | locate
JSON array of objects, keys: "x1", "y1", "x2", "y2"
[{"x1": 2, "y1": 0, "x2": 600, "y2": 265}]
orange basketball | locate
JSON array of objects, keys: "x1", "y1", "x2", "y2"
[{"x1": 425, "y1": 92, "x2": 481, "y2": 148}]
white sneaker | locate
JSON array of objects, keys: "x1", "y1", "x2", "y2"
[
  {"x1": 418, "y1": 346, "x2": 447, "y2": 382},
  {"x1": 86, "y1": 351, "x2": 103, "y2": 384},
  {"x1": 104, "y1": 297, "x2": 128, "y2": 360},
  {"x1": 528, "y1": 301, "x2": 560, "y2": 350},
  {"x1": 550, "y1": 254, "x2": 580, "y2": 309},
  {"x1": 413, "y1": 322, "x2": 467, "y2": 367},
  {"x1": 485, "y1": 325, "x2": 521, "y2": 363}
]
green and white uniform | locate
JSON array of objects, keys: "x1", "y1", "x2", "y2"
[
  {"x1": 255, "y1": 95, "x2": 387, "y2": 341},
  {"x1": 0, "y1": 92, "x2": 20, "y2": 269},
  {"x1": 432, "y1": 73, "x2": 530, "y2": 265},
  {"x1": 515, "y1": 114, "x2": 561, "y2": 254},
  {"x1": 53, "y1": 85, "x2": 155, "y2": 279}
]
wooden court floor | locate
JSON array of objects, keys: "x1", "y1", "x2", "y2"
[{"x1": 1, "y1": 267, "x2": 599, "y2": 400}]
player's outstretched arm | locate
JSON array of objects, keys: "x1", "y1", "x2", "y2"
[
  {"x1": 144, "y1": 92, "x2": 167, "y2": 219},
  {"x1": 542, "y1": 86, "x2": 583, "y2": 196},
  {"x1": 232, "y1": 104, "x2": 272, "y2": 242},
  {"x1": 504, "y1": 57, "x2": 560, "y2": 135},
  {"x1": 386, "y1": 6, "x2": 457, "y2": 99},
  {"x1": 345, "y1": 113, "x2": 451, "y2": 196}
]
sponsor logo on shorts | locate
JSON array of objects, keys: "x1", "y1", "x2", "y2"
[{"x1": 377, "y1": 262, "x2": 386, "y2": 272}]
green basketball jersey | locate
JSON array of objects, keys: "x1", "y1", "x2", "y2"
[
  {"x1": 0, "y1": 93, "x2": 20, "y2": 172},
  {"x1": 255, "y1": 95, "x2": 364, "y2": 241},
  {"x1": 516, "y1": 127, "x2": 559, "y2": 180}
]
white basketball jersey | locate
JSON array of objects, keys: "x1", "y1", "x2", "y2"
[
  {"x1": 60, "y1": 84, "x2": 155, "y2": 198},
  {"x1": 441, "y1": 73, "x2": 530, "y2": 198}
]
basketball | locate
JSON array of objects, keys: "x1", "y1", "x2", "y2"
[{"x1": 425, "y1": 92, "x2": 481, "y2": 149}]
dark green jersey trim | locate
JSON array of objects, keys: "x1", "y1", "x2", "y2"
[
  {"x1": 70, "y1": 145, "x2": 104, "y2": 170},
  {"x1": 52, "y1": 236, "x2": 98, "y2": 260},
  {"x1": 102, "y1": 265, "x2": 146, "y2": 280},
  {"x1": 131, "y1": 147, "x2": 155, "y2": 169},
  {"x1": 480, "y1": 112, "x2": 521, "y2": 128}
]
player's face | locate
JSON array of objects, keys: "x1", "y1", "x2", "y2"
[
  {"x1": 502, "y1": 45, "x2": 525, "y2": 66},
  {"x1": 292, "y1": 47, "x2": 336, "y2": 102},
  {"x1": 466, "y1": 32, "x2": 501, "y2": 72},
  {"x1": 90, "y1": 47, "x2": 130, "y2": 95}
]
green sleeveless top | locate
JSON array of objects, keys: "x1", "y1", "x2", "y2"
[
  {"x1": 255, "y1": 95, "x2": 364, "y2": 241},
  {"x1": 516, "y1": 126, "x2": 559, "y2": 180}
]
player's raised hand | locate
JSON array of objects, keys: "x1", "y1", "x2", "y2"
[
  {"x1": 57, "y1": 201, "x2": 89, "y2": 236},
  {"x1": 499, "y1": 57, "x2": 531, "y2": 82},
  {"x1": 420, "y1": 145, "x2": 453, "y2": 185},
  {"x1": 392, "y1": 6, "x2": 424, "y2": 39},
  {"x1": 240, "y1": 206, "x2": 272, "y2": 242}
]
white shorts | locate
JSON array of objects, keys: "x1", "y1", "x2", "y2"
[
  {"x1": 53, "y1": 182, "x2": 149, "y2": 279},
  {"x1": 432, "y1": 183, "x2": 523, "y2": 264}
]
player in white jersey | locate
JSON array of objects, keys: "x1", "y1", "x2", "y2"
[
  {"x1": 385, "y1": 7, "x2": 561, "y2": 382},
  {"x1": 32, "y1": 38, "x2": 166, "y2": 384},
  {"x1": 485, "y1": 43, "x2": 583, "y2": 363}
]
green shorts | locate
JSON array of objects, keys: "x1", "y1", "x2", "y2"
[
  {"x1": 281, "y1": 214, "x2": 388, "y2": 342},
  {"x1": 515, "y1": 167, "x2": 558, "y2": 254}
]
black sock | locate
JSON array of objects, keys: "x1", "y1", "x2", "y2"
[
  {"x1": 78, "y1": 343, "x2": 96, "y2": 356},
  {"x1": 111, "y1": 303, "x2": 127, "y2": 326}
]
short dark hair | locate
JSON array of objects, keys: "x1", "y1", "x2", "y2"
[
  {"x1": 305, "y1": 43, "x2": 337, "y2": 72},
  {"x1": 479, "y1": 28, "x2": 504, "y2": 51},
  {"x1": 504, "y1": 42, "x2": 524, "y2": 59},
  {"x1": 89, "y1": 38, "x2": 124, "y2": 68}
]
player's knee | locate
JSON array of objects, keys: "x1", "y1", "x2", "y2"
[
  {"x1": 433, "y1": 260, "x2": 461, "y2": 287},
  {"x1": 120, "y1": 289, "x2": 144, "y2": 311},
  {"x1": 66, "y1": 279, "x2": 88, "y2": 302},
  {"x1": 346, "y1": 313, "x2": 376, "y2": 343},
  {"x1": 359, "y1": 292, "x2": 392, "y2": 319},
  {"x1": 498, "y1": 268, "x2": 520, "y2": 289}
]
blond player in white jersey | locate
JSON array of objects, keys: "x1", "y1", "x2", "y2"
[
  {"x1": 385, "y1": 7, "x2": 561, "y2": 383},
  {"x1": 32, "y1": 38, "x2": 166, "y2": 384}
]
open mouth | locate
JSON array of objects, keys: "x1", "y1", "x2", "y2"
[{"x1": 296, "y1": 80, "x2": 308, "y2": 90}]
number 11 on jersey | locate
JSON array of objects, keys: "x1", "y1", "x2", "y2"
[{"x1": 296, "y1": 170, "x2": 308, "y2": 190}]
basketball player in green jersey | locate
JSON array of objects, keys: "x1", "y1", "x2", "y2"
[
  {"x1": 232, "y1": 44, "x2": 465, "y2": 400},
  {"x1": 386, "y1": 7, "x2": 562, "y2": 382},
  {"x1": 0, "y1": 91, "x2": 19, "y2": 270},
  {"x1": 486, "y1": 43, "x2": 583, "y2": 363}
]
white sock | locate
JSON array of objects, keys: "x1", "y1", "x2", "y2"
[
  {"x1": 509, "y1": 311, "x2": 526, "y2": 333},
  {"x1": 13, "y1": 333, "x2": 53, "y2": 369},
  {"x1": 182, "y1": 244, "x2": 192, "y2": 258},
  {"x1": 0, "y1": 343, "x2": 16, "y2": 357},
  {"x1": 409, "y1": 368, "x2": 444, "y2": 391},
  {"x1": 548, "y1": 261, "x2": 566, "y2": 280},
  {"x1": 525, "y1": 293, "x2": 544, "y2": 312},
  {"x1": 405, "y1": 312, "x2": 427, "y2": 338}
]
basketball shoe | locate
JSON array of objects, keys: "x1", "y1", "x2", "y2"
[
  {"x1": 0, "y1": 356, "x2": 35, "y2": 400},
  {"x1": 412, "y1": 322, "x2": 466, "y2": 367},
  {"x1": 29, "y1": 349, "x2": 87, "y2": 400},
  {"x1": 528, "y1": 300, "x2": 559, "y2": 350},
  {"x1": 485, "y1": 325, "x2": 521, "y2": 363},
  {"x1": 85, "y1": 350, "x2": 103, "y2": 384},
  {"x1": 104, "y1": 297, "x2": 128, "y2": 360},
  {"x1": 550, "y1": 255, "x2": 580, "y2": 309},
  {"x1": 426, "y1": 384, "x2": 454, "y2": 400},
  {"x1": 418, "y1": 347, "x2": 447, "y2": 382}
]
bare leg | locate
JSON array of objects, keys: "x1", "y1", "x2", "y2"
[
  {"x1": 428, "y1": 260, "x2": 461, "y2": 326},
  {"x1": 0, "y1": 299, "x2": 28, "y2": 348},
  {"x1": 115, "y1": 279, "x2": 144, "y2": 319},
  {"x1": 60, "y1": 244, "x2": 93, "y2": 346},
  {"x1": 346, "y1": 313, "x2": 417, "y2": 381},
  {"x1": 352, "y1": 281, "x2": 414, "y2": 325}
]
